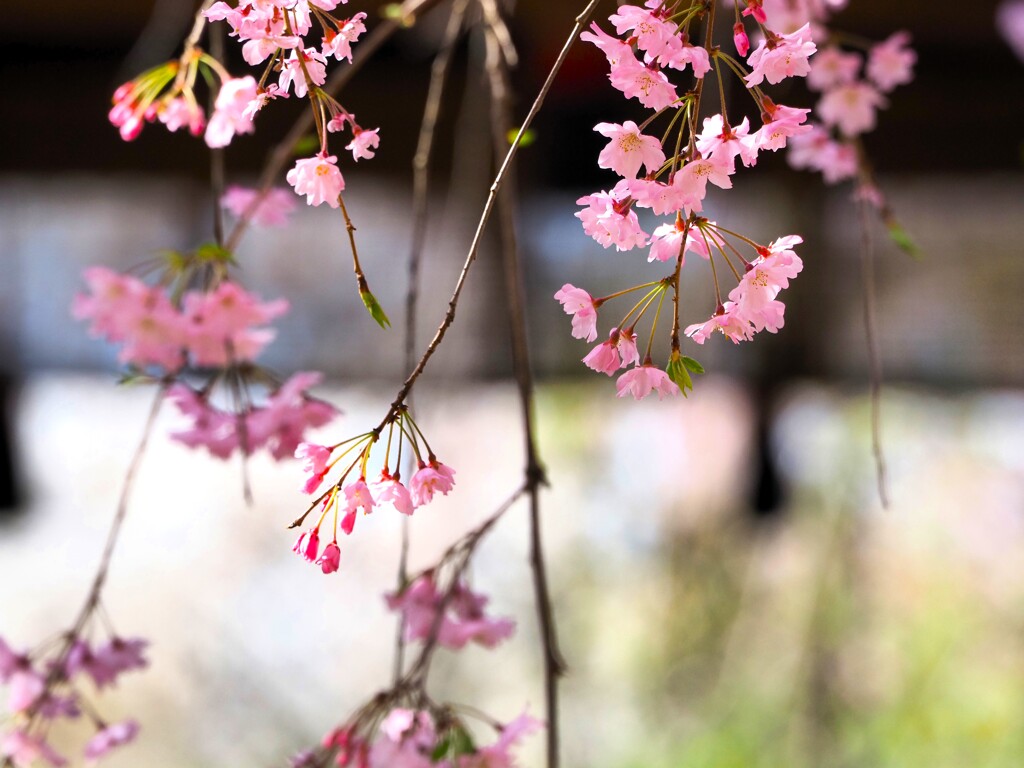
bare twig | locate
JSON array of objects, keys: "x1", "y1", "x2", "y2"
[
  {"x1": 393, "y1": 0, "x2": 471, "y2": 687},
  {"x1": 481, "y1": 7, "x2": 565, "y2": 766},
  {"x1": 857, "y1": 199, "x2": 890, "y2": 508}
]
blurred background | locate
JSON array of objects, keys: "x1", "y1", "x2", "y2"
[{"x1": 1, "y1": 0, "x2": 1023, "y2": 766}]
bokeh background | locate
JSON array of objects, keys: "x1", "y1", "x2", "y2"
[{"x1": 2, "y1": 1, "x2": 1023, "y2": 766}]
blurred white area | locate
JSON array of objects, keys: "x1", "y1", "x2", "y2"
[{"x1": 2, "y1": 375, "x2": 1024, "y2": 765}]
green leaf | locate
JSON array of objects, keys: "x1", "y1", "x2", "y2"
[
  {"x1": 681, "y1": 355, "x2": 705, "y2": 375},
  {"x1": 160, "y1": 249, "x2": 188, "y2": 273},
  {"x1": 360, "y1": 289, "x2": 392, "y2": 329},
  {"x1": 117, "y1": 371, "x2": 157, "y2": 387},
  {"x1": 508, "y1": 128, "x2": 536, "y2": 148},
  {"x1": 666, "y1": 352, "x2": 693, "y2": 396},
  {"x1": 291, "y1": 134, "x2": 320, "y2": 156},
  {"x1": 431, "y1": 726, "x2": 476, "y2": 761},
  {"x1": 887, "y1": 222, "x2": 921, "y2": 260},
  {"x1": 195, "y1": 242, "x2": 235, "y2": 264}
]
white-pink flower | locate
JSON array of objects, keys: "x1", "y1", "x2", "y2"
[
  {"x1": 818, "y1": 81, "x2": 887, "y2": 137},
  {"x1": 84, "y1": 720, "x2": 139, "y2": 765},
  {"x1": 807, "y1": 47, "x2": 862, "y2": 92},
  {"x1": 615, "y1": 365, "x2": 678, "y2": 400},
  {"x1": 608, "y1": 54, "x2": 679, "y2": 111},
  {"x1": 594, "y1": 120, "x2": 665, "y2": 179},
  {"x1": 554, "y1": 283, "x2": 599, "y2": 342},
  {"x1": 220, "y1": 186, "x2": 297, "y2": 227},
  {"x1": 286, "y1": 153, "x2": 345, "y2": 207},
  {"x1": 409, "y1": 460, "x2": 456, "y2": 507},
  {"x1": 373, "y1": 473, "x2": 415, "y2": 516},
  {"x1": 204, "y1": 76, "x2": 258, "y2": 148},
  {"x1": 346, "y1": 127, "x2": 380, "y2": 161},
  {"x1": 296, "y1": 443, "x2": 332, "y2": 494},
  {"x1": 744, "y1": 24, "x2": 817, "y2": 86},
  {"x1": 685, "y1": 302, "x2": 754, "y2": 344},
  {"x1": 576, "y1": 185, "x2": 649, "y2": 251},
  {"x1": 867, "y1": 32, "x2": 916, "y2": 92}
]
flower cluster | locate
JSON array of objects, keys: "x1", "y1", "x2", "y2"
[
  {"x1": 1, "y1": 634, "x2": 147, "y2": 766},
  {"x1": 291, "y1": 410, "x2": 455, "y2": 574},
  {"x1": 203, "y1": 0, "x2": 379, "y2": 210},
  {"x1": 560, "y1": 1, "x2": 814, "y2": 399},
  {"x1": 386, "y1": 575, "x2": 515, "y2": 651},
  {"x1": 302, "y1": 706, "x2": 540, "y2": 768}
]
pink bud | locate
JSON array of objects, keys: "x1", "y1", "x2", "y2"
[
  {"x1": 733, "y1": 22, "x2": 750, "y2": 57},
  {"x1": 303, "y1": 529, "x2": 320, "y2": 562},
  {"x1": 317, "y1": 543, "x2": 341, "y2": 574}
]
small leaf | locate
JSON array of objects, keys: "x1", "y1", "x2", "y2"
[
  {"x1": 195, "y1": 242, "x2": 235, "y2": 265},
  {"x1": 160, "y1": 249, "x2": 188, "y2": 273},
  {"x1": 666, "y1": 352, "x2": 693, "y2": 396},
  {"x1": 507, "y1": 128, "x2": 536, "y2": 148},
  {"x1": 887, "y1": 222, "x2": 921, "y2": 260},
  {"x1": 360, "y1": 289, "x2": 392, "y2": 329},
  {"x1": 117, "y1": 371, "x2": 156, "y2": 387},
  {"x1": 681, "y1": 355, "x2": 705, "y2": 374},
  {"x1": 291, "y1": 134, "x2": 320, "y2": 156},
  {"x1": 431, "y1": 726, "x2": 476, "y2": 761}
]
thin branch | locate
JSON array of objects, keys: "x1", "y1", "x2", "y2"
[
  {"x1": 857, "y1": 199, "x2": 890, "y2": 508},
  {"x1": 394, "y1": 0, "x2": 471, "y2": 686}
]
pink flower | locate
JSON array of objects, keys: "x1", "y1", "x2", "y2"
[
  {"x1": 373, "y1": 474, "x2": 415, "y2": 516},
  {"x1": 457, "y1": 712, "x2": 543, "y2": 768},
  {"x1": 369, "y1": 709, "x2": 436, "y2": 768},
  {"x1": 554, "y1": 284, "x2": 599, "y2": 342},
  {"x1": 807, "y1": 47, "x2": 862, "y2": 92},
  {"x1": 317, "y1": 542, "x2": 341, "y2": 574},
  {"x1": 287, "y1": 154, "x2": 345, "y2": 208},
  {"x1": 594, "y1": 121, "x2": 665, "y2": 179},
  {"x1": 752, "y1": 101, "x2": 812, "y2": 151},
  {"x1": 157, "y1": 97, "x2": 205, "y2": 136},
  {"x1": 278, "y1": 49, "x2": 328, "y2": 98},
  {"x1": 246, "y1": 371, "x2": 339, "y2": 460},
  {"x1": 0, "y1": 638, "x2": 28, "y2": 683},
  {"x1": 580, "y1": 22, "x2": 633, "y2": 66},
  {"x1": 685, "y1": 303, "x2": 754, "y2": 344},
  {"x1": 608, "y1": 55, "x2": 679, "y2": 111},
  {"x1": 346, "y1": 127, "x2": 380, "y2": 161},
  {"x1": 818, "y1": 82, "x2": 886, "y2": 137},
  {"x1": 867, "y1": 32, "x2": 916, "y2": 92},
  {"x1": 615, "y1": 365, "x2": 678, "y2": 400},
  {"x1": 608, "y1": 6, "x2": 679, "y2": 65},
  {"x1": 296, "y1": 443, "x2": 332, "y2": 494},
  {"x1": 204, "y1": 76, "x2": 258, "y2": 148},
  {"x1": 84, "y1": 720, "x2": 139, "y2": 764},
  {"x1": 343, "y1": 478, "x2": 375, "y2": 517},
  {"x1": 242, "y1": 84, "x2": 288, "y2": 121},
  {"x1": 998, "y1": 0, "x2": 1024, "y2": 61},
  {"x1": 166, "y1": 385, "x2": 238, "y2": 459},
  {"x1": 409, "y1": 460, "x2": 456, "y2": 508},
  {"x1": 786, "y1": 127, "x2": 858, "y2": 183},
  {"x1": 7, "y1": 670, "x2": 44, "y2": 712},
  {"x1": 696, "y1": 115, "x2": 758, "y2": 170},
  {"x1": 582, "y1": 326, "x2": 638, "y2": 376},
  {"x1": 647, "y1": 219, "x2": 711, "y2": 263},
  {"x1": 742, "y1": 0, "x2": 767, "y2": 24},
  {"x1": 302, "y1": 528, "x2": 321, "y2": 562},
  {"x1": 626, "y1": 177, "x2": 688, "y2": 215},
  {"x1": 220, "y1": 186, "x2": 297, "y2": 227},
  {"x1": 386, "y1": 576, "x2": 515, "y2": 650},
  {"x1": 744, "y1": 24, "x2": 817, "y2": 86},
  {"x1": 663, "y1": 43, "x2": 711, "y2": 77},
  {"x1": 322, "y1": 13, "x2": 367, "y2": 61},
  {"x1": 181, "y1": 282, "x2": 288, "y2": 367},
  {"x1": 673, "y1": 155, "x2": 733, "y2": 214},
  {"x1": 575, "y1": 186, "x2": 649, "y2": 251},
  {"x1": 1, "y1": 730, "x2": 67, "y2": 767}
]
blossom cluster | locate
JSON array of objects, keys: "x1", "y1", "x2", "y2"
[
  {"x1": 386, "y1": 575, "x2": 515, "y2": 651},
  {"x1": 1, "y1": 635, "x2": 147, "y2": 766},
  {"x1": 560, "y1": 0, "x2": 814, "y2": 399},
  {"x1": 291, "y1": 411, "x2": 456, "y2": 574},
  {"x1": 298, "y1": 707, "x2": 540, "y2": 768}
]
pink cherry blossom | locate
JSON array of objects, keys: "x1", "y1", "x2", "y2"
[
  {"x1": 302, "y1": 528, "x2": 321, "y2": 562},
  {"x1": 673, "y1": 154, "x2": 733, "y2": 214},
  {"x1": 317, "y1": 542, "x2": 341, "y2": 574},
  {"x1": 818, "y1": 81, "x2": 887, "y2": 137},
  {"x1": 278, "y1": 49, "x2": 328, "y2": 98},
  {"x1": 608, "y1": 5, "x2": 679, "y2": 66},
  {"x1": 575, "y1": 186, "x2": 649, "y2": 251},
  {"x1": 752, "y1": 101, "x2": 812, "y2": 151},
  {"x1": 204, "y1": 76, "x2": 258, "y2": 148},
  {"x1": 287, "y1": 154, "x2": 345, "y2": 208},
  {"x1": 373, "y1": 474, "x2": 415, "y2": 516},
  {"x1": 343, "y1": 478, "x2": 375, "y2": 517},
  {"x1": 696, "y1": 115, "x2": 758, "y2": 170},
  {"x1": 409, "y1": 460, "x2": 456, "y2": 507},
  {"x1": 744, "y1": 24, "x2": 817, "y2": 86},
  {"x1": 584, "y1": 327, "x2": 638, "y2": 375},
  {"x1": 608, "y1": 55, "x2": 679, "y2": 111},
  {"x1": 296, "y1": 443, "x2": 332, "y2": 494},
  {"x1": 626, "y1": 177, "x2": 688, "y2": 215},
  {"x1": 867, "y1": 32, "x2": 916, "y2": 92},
  {"x1": 647, "y1": 219, "x2": 711, "y2": 263},
  {"x1": 457, "y1": 712, "x2": 543, "y2": 768},
  {"x1": 685, "y1": 302, "x2": 754, "y2": 344},
  {"x1": 594, "y1": 120, "x2": 665, "y2": 179},
  {"x1": 84, "y1": 720, "x2": 139, "y2": 764},
  {"x1": 386, "y1": 576, "x2": 515, "y2": 650},
  {"x1": 246, "y1": 371, "x2": 339, "y2": 460},
  {"x1": 322, "y1": 13, "x2": 367, "y2": 61},
  {"x1": 7, "y1": 670, "x2": 44, "y2": 712},
  {"x1": 580, "y1": 22, "x2": 633, "y2": 66},
  {"x1": 742, "y1": 0, "x2": 767, "y2": 24},
  {"x1": 157, "y1": 97, "x2": 205, "y2": 136},
  {"x1": 181, "y1": 282, "x2": 288, "y2": 367},
  {"x1": 166, "y1": 385, "x2": 239, "y2": 459},
  {"x1": 0, "y1": 638, "x2": 28, "y2": 683},
  {"x1": 554, "y1": 284, "x2": 599, "y2": 342},
  {"x1": 242, "y1": 84, "x2": 288, "y2": 121},
  {"x1": 1, "y1": 729, "x2": 67, "y2": 768},
  {"x1": 369, "y1": 709, "x2": 436, "y2": 768},
  {"x1": 786, "y1": 126, "x2": 858, "y2": 183},
  {"x1": 807, "y1": 47, "x2": 862, "y2": 92},
  {"x1": 221, "y1": 186, "x2": 297, "y2": 227},
  {"x1": 346, "y1": 127, "x2": 380, "y2": 161},
  {"x1": 616, "y1": 364, "x2": 678, "y2": 400}
]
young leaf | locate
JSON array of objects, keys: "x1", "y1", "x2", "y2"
[
  {"x1": 291, "y1": 134, "x2": 320, "y2": 156},
  {"x1": 887, "y1": 222, "x2": 921, "y2": 260},
  {"x1": 666, "y1": 352, "x2": 693, "y2": 396},
  {"x1": 360, "y1": 289, "x2": 392, "y2": 329},
  {"x1": 681, "y1": 355, "x2": 705, "y2": 375},
  {"x1": 507, "y1": 128, "x2": 537, "y2": 148},
  {"x1": 195, "y1": 242, "x2": 235, "y2": 264}
]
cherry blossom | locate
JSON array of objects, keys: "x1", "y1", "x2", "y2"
[
  {"x1": 594, "y1": 120, "x2": 665, "y2": 180},
  {"x1": 287, "y1": 153, "x2": 345, "y2": 207},
  {"x1": 409, "y1": 460, "x2": 456, "y2": 508},
  {"x1": 554, "y1": 284, "x2": 599, "y2": 342},
  {"x1": 685, "y1": 303, "x2": 754, "y2": 344},
  {"x1": 648, "y1": 219, "x2": 711, "y2": 264},
  {"x1": 575, "y1": 187, "x2": 649, "y2": 251},
  {"x1": 83, "y1": 720, "x2": 139, "y2": 764},
  {"x1": 322, "y1": 13, "x2": 367, "y2": 61},
  {"x1": 807, "y1": 47, "x2": 862, "y2": 92},
  {"x1": 866, "y1": 32, "x2": 916, "y2": 92},
  {"x1": 744, "y1": 24, "x2": 817, "y2": 86},
  {"x1": 373, "y1": 473, "x2": 415, "y2": 516},
  {"x1": 457, "y1": 713, "x2": 543, "y2": 768},
  {"x1": 818, "y1": 82, "x2": 887, "y2": 137},
  {"x1": 386, "y1": 576, "x2": 515, "y2": 650},
  {"x1": 346, "y1": 127, "x2": 380, "y2": 161},
  {"x1": 204, "y1": 76, "x2": 258, "y2": 148},
  {"x1": 615, "y1": 365, "x2": 678, "y2": 400},
  {"x1": 220, "y1": 186, "x2": 297, "y2": 227},
  {"x1": 1, "y1": 729, "x2": 67, "y2": 768},
  {"x1": 608, "y1": 55, "x2": 679, "y2": 111},
  {"x1": 317, "y1": 543, "x2": 342, "y2": 574},
  {"x1": 296, "y1": 443, "x2": 332, "y2": 494}
]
